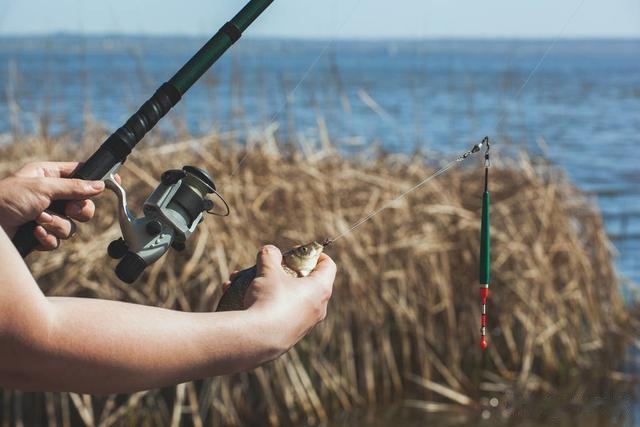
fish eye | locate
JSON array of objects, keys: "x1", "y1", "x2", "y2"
[{"x1": 301, "y1": 246, "x2": 308, "y2": 254}]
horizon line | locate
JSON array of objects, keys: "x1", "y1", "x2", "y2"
[{"x1": 1, "y1": 32, "x2": 639, "y2": 42}]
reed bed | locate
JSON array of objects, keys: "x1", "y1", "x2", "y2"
[{"x1": 0, "y1": 129, "x2": 632, "y2": 426}]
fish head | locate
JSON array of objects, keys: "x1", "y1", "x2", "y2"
[{"x1": 283, "y1": 241, "x2": 325, "y2": 277}]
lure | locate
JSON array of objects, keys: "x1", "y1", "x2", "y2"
[{"x1": 478, "y1": 138, "x2": 491, "y2": 350}]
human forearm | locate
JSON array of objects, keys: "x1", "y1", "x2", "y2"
[
  {"x1": 0, "y1": 164, "x2": 336, "y2": 395},
  {"x1": 3, "y1": 297, "x2": 282, "y2": 394},
  {"x1": 0, "y1": 228, "x2": 282, "y2": 393}
]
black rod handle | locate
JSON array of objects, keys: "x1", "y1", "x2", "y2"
[{"x1": 12, "y1": 83, "x2": 181, "y2": 257}]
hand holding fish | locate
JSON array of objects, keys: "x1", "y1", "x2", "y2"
[{"x1": 219, "y1": 243, "x2": 336, "y2": 352}]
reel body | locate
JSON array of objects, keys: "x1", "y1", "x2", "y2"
[{"x1": 106, "y1": 165, "x2": 226, "y2": 283}]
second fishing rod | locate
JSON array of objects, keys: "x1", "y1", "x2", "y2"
[{"x1": 12, "y1": 0, "x2": 275, "y2": 258}]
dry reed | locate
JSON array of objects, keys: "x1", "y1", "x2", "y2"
[{"x1": 0, "y1": 129, "x2": 632, "y2": 426}]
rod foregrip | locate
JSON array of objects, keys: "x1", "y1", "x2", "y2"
[
  {"x1": 111, "y1": 83, "x2": 182, "y2": 156},
  {"x1": 12, "y1": 83, "x2": 182, "y2": 258}
]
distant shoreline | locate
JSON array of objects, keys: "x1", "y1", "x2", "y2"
[
  {"x1": 1, "y1": 33, "x2": 639, "y2": 42},
  {"x1": 1, "y1": 35, "x2": 638, "y2": 56}
]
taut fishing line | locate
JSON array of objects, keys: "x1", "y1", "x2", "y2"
[
  {"x1": 222, "y1": 0, "x2": 588, "y2": 350},
  {"x1": 329, "y1": 155, "x2": 463, "y2": 244},
  {"x1": 321, "y1": 0, "x2": 587, "y2": 240},
  {"x1": 322, "y1": 1, "x2": 586, "y2": 350},
  {"x1": 328, "y1": 160, "x2": 459, "y2": 243}
]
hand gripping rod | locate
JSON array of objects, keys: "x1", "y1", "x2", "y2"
[{"x1": 12, "y1": 0, "x2": 275, "y2": 257}]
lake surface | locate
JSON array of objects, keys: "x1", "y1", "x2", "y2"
[{"x1": 0, "y1": 36, "x2": 638, "y2": 285}]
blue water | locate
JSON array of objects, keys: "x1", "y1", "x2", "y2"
[{"x1": 0, "y1": 36, "x2": 639, "y2": 284}]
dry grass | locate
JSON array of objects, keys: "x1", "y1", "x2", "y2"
[{"x1": 0, "y1": 129, "x2": 632, "y2": 426}]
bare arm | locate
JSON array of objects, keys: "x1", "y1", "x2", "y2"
[
  {"x1": 0, "y1": 163, "x2": 336, "y2": 394},
  {"x1": 0, "y1": 227, "x2": 336, "y2": 394}
]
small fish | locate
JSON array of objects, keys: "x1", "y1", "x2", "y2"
[{"x1": 216, "y1": 241, "x2": 326, "y2": 311}]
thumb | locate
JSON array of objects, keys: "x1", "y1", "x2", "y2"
[
  {"x1": 40, "y1": 177, "x2": 105, "y2": 201},
  {"x1": 255, "y1": 245, "x2": 284, "y2": 278}
]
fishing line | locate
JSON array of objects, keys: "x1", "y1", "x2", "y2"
[
  {"x1": 229, "y1": 0, "x2": 585, "y2": 180},
  {"x1": 226, "y1": 0, "x2": 587, "y2": 248},
  {"x1": 230, "y1": 0, "x2": 363, "y2": 176},
  {"x1": 328, "y1": 160, "x2": 458, "y2": 243},
  {"x1": 326, "y1": 0, "x2": 587, "y2": 247},
  {"x1": 327, "y1": 140, "x2": 486, "y2": 244}
]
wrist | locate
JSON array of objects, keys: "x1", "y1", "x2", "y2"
[
  {"x1": 245, "y1": 304, "x2": 303, "y2": 356},
  {"x1": 206, "y1": 309, "x2": 291, "y2": 374}
]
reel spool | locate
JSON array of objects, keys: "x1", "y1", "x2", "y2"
[{"x1": 105, "y1": 165, "x2": 229, "y2": 284}]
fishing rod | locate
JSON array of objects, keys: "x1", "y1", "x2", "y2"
[{"x1": 12, "y1": 0, "x2": 275, "y2": 281}]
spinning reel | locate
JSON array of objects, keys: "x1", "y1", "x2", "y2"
[{"x1": 105, "y1": 165, "x2": 229, "y2": 284}]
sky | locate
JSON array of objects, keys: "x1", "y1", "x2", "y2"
[{"x1": 0, "y1": 0, "x2": 638, "y2": 38}]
